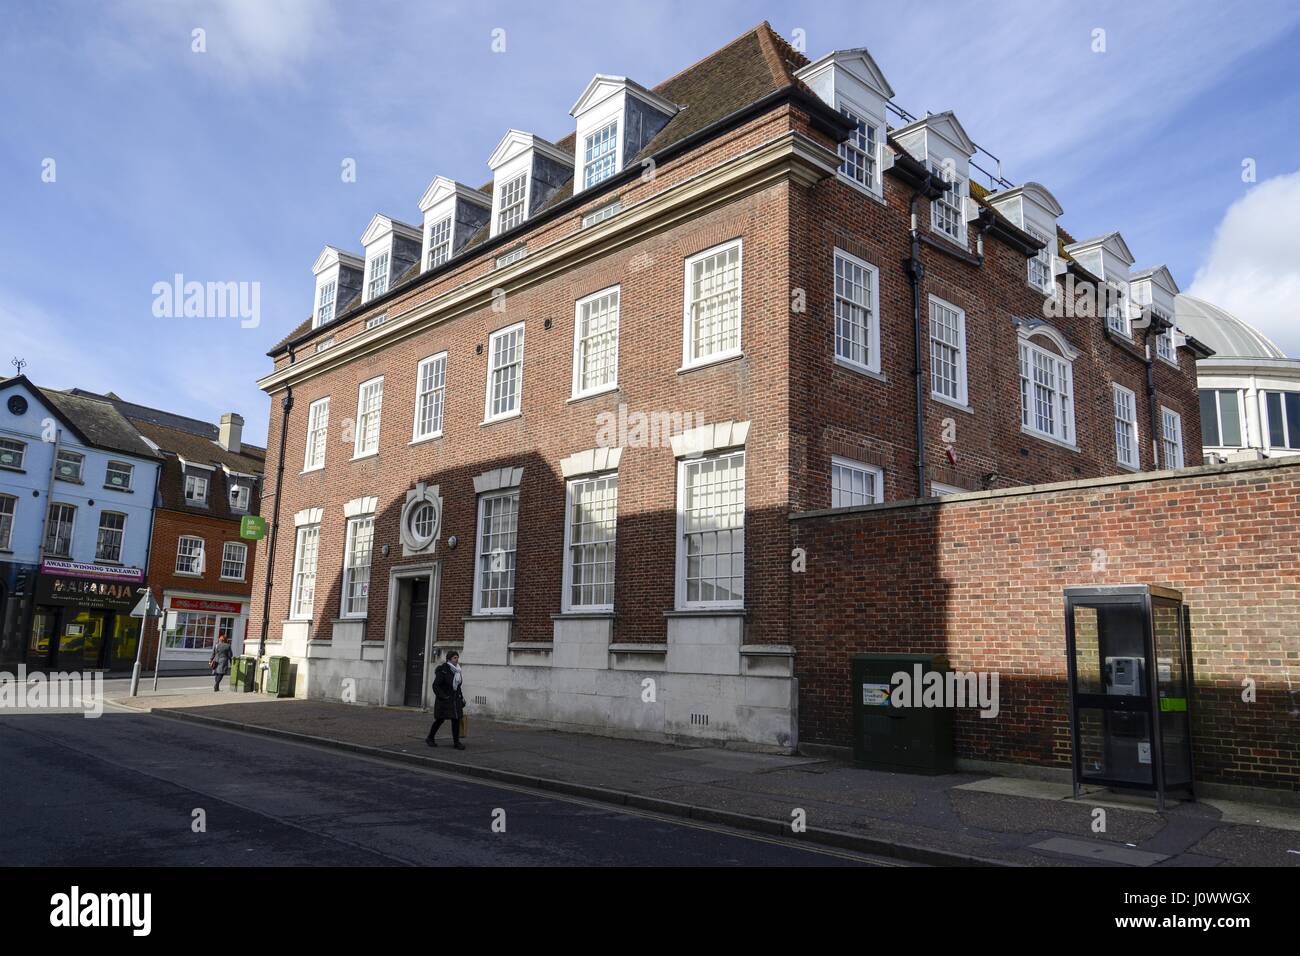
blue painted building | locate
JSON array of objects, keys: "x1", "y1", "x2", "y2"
[{"x1": 0, "y1": 376, "x2": 162, "y2": 670}]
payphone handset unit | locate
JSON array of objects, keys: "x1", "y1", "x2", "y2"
[{"x1": 1104, "y1": 655, "x2": 1145, "y2": 696}]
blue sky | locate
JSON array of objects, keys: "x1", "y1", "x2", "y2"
[{"x1": 3, "y1": 0, "x2": 1299, "y2": 446}]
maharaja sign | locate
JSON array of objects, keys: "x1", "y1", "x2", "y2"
[{"x1": 36, "y1": 561, "x2": 143, "y2": 611}]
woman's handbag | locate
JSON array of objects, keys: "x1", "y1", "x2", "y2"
[{"x1": 458, "y1": 714, "x2": 468, "y2": 738}]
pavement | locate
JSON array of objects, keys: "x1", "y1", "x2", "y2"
[{"x1": 105, "y1": 690, "x2": 1300, "y2": 867}]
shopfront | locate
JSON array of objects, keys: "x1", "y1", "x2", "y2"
[
  {"x1": 157, "y1": 593, "x2": 248, "y2": 673},
  {"x1": 0, "y1": 560, "x2": 38, "y2": 669},
  {"x1": 29, "y1": 560, "x2": 144, "y2": 672}
]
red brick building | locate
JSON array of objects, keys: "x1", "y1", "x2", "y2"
[
  {"x1": 78, "y1": 394, "x2": 265, "y2": 672},
  {"x1": 247, "y1": 24, "x2": 1204, "y2": 749}
]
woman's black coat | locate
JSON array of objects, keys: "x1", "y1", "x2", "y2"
[{"x1": 431, "y1": 662, "x2": 464, "y2": 720}]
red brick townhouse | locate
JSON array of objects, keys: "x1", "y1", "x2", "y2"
[
  {"x1": 74, "y1": 392, "x2": 265, "y2": 672},
  {"x1": 248, "y1": 23, "x2": 1205, "y2": 750}
]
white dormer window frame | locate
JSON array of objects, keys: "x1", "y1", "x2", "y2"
[
  {"x1": 837, "y1": 98, "x2": 883, "y2": 197},
  {"x1": 316, "y1": 279, "x2": 337, "y2": 327},
  {"x1": 366, "y1": 249, "x2": 390, "y2": 302},
  {"x1": 1028, "y1": 228, "x2": 1054, "y2": 295},
  {"x1": 497, "y1": 172, "x2": 528, "y2": 234},
  {"x1": 427, "y1": 216, "x2": 453, "y2": 269},
  {"x1": 931, "y1": 163, "x2": 968, "y2": 245},
  {"x1": 1105, "y1": 281, "x2": 1131, "y2": 338},
  {"x1": 582, "y1": 120, "x2": 619, "y2": 190},
  {"x1": 1156, "y1": 325, "x2": 1178, "y2": 365}
]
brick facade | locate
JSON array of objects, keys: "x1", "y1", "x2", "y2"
[
  {"x1": 245, "y1": 25, "x2": 1207, "y2": 752},
  {"x1": 790, "y1": 457, "x2": 1300, "y2": 793},
  {"x1": 140, "y1": 506, "x2": 260, "y2": 668}
]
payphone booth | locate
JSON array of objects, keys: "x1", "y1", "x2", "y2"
[{"x1": 1063, "y1": 585, "x2": 1195, "y2": 810}]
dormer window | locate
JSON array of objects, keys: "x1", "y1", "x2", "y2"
[
  {"x1": 1129, "y1": 265, "x2": 1181, "y2": 364},
  {"x1": 367, "y1": 251, "x2": 390, "y2": 300},
  {"x1": 360, "y1": 215, "x2": 421, "y2": 303},
  {"x1": 1105, "y1": 283, "x2": 1130, "y2": 337},
  {"x1": 317, "y1": 280, "x2": 336, "y2": 326},
  {"x1": 985, "y1": 183, "x2": 1065, "y2": 298},
  {"x1": 417, "y1": 177, "x2": 491, "y2": 272},
  {"x1": 795, "y1": 50, "x2": 893, "y2": 200},
  {"x1": 931, "y1": 164, "x2": 967, "y2": 243},
  {"x1": 893, "y1": 110, "x2": 976, "y2": 247},
  {"x1": 312, "y1": 246, "x2": 364, "y2": 329},
  {"x1": 185, "y1": 473, "x2": 209, "y2": 505},
  {"x1": 839, "y1": 107, "x2": 879, "y2": 193},
  {"x1": 569, "y1": 77, "x2": 675, "y2": 198},
  {"x1": 583, "y1": 121, "x2": 619, "y2": 189},
  {"x1": 1063, "y1": 232, "x2": 1136, "y2": 339},
  {"x1": 427, "y1": 217, "x2": 452, "y2": 269},
  {"x1": 1028, "y1": 230, "x2": 1053, "y2": 293},
  {"x1": 497, "y1": 173, "x2": 528, "y2": 233}
]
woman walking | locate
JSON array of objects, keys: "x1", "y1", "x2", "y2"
[
  {"x1": 426, "y1": 651, "x2": 466, "y2": 749},
  {"x1": 209, "y1": 633, "x2": 233, "y2": 692}
]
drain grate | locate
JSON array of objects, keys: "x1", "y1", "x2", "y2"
[
  {"x1": 690, "y1": 713, "x2": 709, "y2": 726},
  {"x1": 474, "y1": 695, "x2": 487, "y2": 706}
]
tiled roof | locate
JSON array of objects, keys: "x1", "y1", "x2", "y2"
[
  {"x1": 270, "y1": 22, "x2": 813, "y2": 357},
  {"x1": 130, "y1": 418, "x2": 264, "y2": 518},
  {"x1": 41, "y1": 390, "x2": 161, "y2": 460}
]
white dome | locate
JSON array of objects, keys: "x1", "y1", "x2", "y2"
[{"x1": 1175, "y1": 295, "x2": 1288, "y2": 360}]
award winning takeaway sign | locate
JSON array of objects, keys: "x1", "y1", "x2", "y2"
[
  {"x1": 37, "y1": 560, "x2": 144, "y2": 611},
  {"x1": 40, "y1": 559, "x2": 144, "y2": 583}
]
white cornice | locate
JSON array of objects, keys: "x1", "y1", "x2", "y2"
[
  {"x1": 258, "y1": 130, "x2": 840, "y2": 394},
  {"x1": 1065, "y1": 231, "x2": 1135, "y2": 268},
  {"x1": 488, "y1": 129, "x2": 573, "y2": 170},
  {"x1": 795, "y1": 48, "x2": 895, "y2": 101},
  {"x1": 893, "y1": 110, "x2": 976, "y2": 158},
  {"x1": 418, "y1": 176, "x2": 492, "y2": 213},
  {"x1": 360, "y1": 214, "x2": 421, "y2": 247},
  {"x1": 986, "y1": 181, "x2": 1064, "y2": 219},
  {"x1": 569, "y1": 74, "x2": 678, "y2": 118},
  {"x1": 313, "y1": 245, "x2": 364, "y2": 276}
]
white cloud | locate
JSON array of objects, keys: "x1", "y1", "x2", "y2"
[
  {"x1": 1187, "y1": 171, "x2": 1300, "y2": 358},
  {"x1": 108, "y1": 0, "x2": 337, "y2": 84}
]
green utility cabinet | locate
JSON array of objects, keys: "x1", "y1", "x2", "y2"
[
  {"x1": 850, "y1": 653, "x2": 954, "y2": 773},
  {"x1": 231, "y1": 656, "x2": 255, "y2": 692},
  {"x1": 265, "y1": 655, "x2": 293, "y2": 697}
]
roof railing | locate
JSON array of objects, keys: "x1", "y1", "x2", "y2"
[{"x1": 886, "y1": 102, "x2": 1015, "y2": 192}]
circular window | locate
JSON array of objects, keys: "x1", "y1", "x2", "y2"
[
  {"x1": 407, "y1": 501, "x2": 437, "y2": 547},
  {"x1": 7, "y1": 395, "x2": 28, "y2": 416}
]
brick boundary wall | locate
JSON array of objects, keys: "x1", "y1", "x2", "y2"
[{"x1": 789, "y1": 456, "x2": 1300, "y2": 793}]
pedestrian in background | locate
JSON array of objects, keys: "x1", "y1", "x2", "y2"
[
  {"x1": 209, "y1": 634, "x2": 233, "y2": 692},
  {"x1": 426, "y1": 651, "x2": 466, "y2": 749}
]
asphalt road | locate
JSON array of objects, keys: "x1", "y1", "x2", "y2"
[{"x1": 0, "y1": 712, "x2": 885, "y2": 867}]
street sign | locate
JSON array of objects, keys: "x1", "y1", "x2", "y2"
[
  {"x1": 240, "y1": 514, "x2": 267, "y2": 540},
  {"x1": 129, "y1": 587, "x2": 161, "y2": 619}
]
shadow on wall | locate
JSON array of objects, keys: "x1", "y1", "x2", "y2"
[{"x1": 789, "y1": 463, "x2": 1300, "y2": 795}]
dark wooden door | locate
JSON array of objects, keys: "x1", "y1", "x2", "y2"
[{"x1": 403, "y1": 578, "x2": 430, "y2": 707}]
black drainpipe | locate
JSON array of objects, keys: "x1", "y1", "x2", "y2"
[
  {"x1": 905, "y1": 187, "x2": 929, "y2": 498},
  {"x1": 257, "y1": 350, "x2": 295, "y2": 659},
  {"x1": 1142, "y1": 320, "x2": 1165, "y2": 469}
]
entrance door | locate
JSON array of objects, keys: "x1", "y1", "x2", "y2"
[{"x1": 403, "y1": 578, "x2": 430, "y2": 707}]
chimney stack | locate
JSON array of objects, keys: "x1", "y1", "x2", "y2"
[{"x1": 219, "y1": 412, "x2": 244, "y2": 454}]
